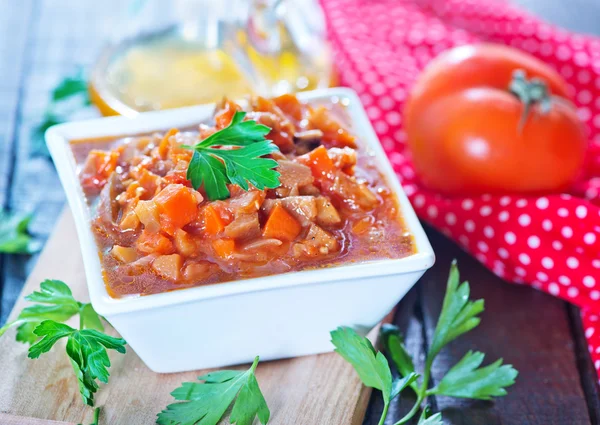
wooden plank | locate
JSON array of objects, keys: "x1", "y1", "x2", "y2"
[
  {"x1": 0, "y1": 209, "x2": 384, "y2": 425},
  {"x1": 419, "y1": 227, "x2": 593, "y2": 425}
]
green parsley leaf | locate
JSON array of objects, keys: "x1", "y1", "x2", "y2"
[
  {"x1": 33, "y1": 68, "x2": 91, "y2": 156},
  {"x1": 28, "y1": 320, "x2": 126, "y2": 406},
  {"x1": 0, "y1": 279, "x2": 102, "y2": 343},
  {"x1": 0, "y1": 209, "x2": 41, "y2": 254},
  {"x1": 428, "y1": 351, "x2": 518, "y2": 400},
  {"x1": 186, "y1": 111, "x2": 280, "y2": 200},
  {"x1": 417, "y1": 407, "x2": 443, "y2": 425},
  {"x1": 157, "y1": 356, "x2": 270, "y2": 425},
  {"x1": 381, "y1": 324, "x2": 417, "y2": 392},
  {"x1": 428, "y1": 260, "x2": 484, "y2": 361}
]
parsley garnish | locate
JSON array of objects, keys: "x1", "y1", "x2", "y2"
[
  {"x1": 0, "y1": 209, "x2": 41, "y2": 254},
  {"x1": 332, "y1": 261, "x2": 518, "y2": 424},
  {"x1": 157, "y1": 356, "x2": 270, "y2": 425},
  {"x1": 185, "y1": 111, "x2": 281, "y2": 200},
  {"x1": 0, "y1": 279, "x2": 126, "y2": 407},
  {"x1": 33, "y1": 68, "x2": 91, "y2": 156}
]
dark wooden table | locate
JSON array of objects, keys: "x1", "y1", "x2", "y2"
[{"x1": 1, "y1": 1, "x2": 599, "y2": 424}]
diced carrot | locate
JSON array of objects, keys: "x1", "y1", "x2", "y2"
[
  {"x1": 298, "y1": 146, "x2": 336, "y2": 179},
  {"x1": 212, "y1": 238, "x2": 235, "y2": 259},
  {"x1": 273, "y1": 93, "x2": 303, "y2": 121},
  {"x1": 308, "y1": 106, "x2": 357, "y2": 148},
  {"x1": 214, "y1": 99, "x2": 239, "y2": 129},
  {"x1": 352, "y1": 216, "x2": 374, "y2": 235},
  {"x1": 158, "y1": 128, "x2": 178, "y2": 159},
  {"x1": 204, "y1": 205, "x2": 226, "y2": 235},
  {"x1": 136, "y1": 229, "x2": 174, "y2": 255},
  {"x1": 154, "y1": 184, "x2": 198, "y2": 229},
  {"x1": 262, "y1": 204, "x2": 302, "y2": 241}
]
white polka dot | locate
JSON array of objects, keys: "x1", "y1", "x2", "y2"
[
  {"x1": 477, "y1": 241, "x2": 489, "y2": 252},
  {"x1": 498, "y1": 248, "x2": 509, "y2": 259},
  {"x1": 553, "y1": 240, "x2": 563, "y2": 250},
  {"x1": 516, "y1": 199, "x2": 527, "y2": 208},
  {"x1": 567, "y1": 257, "x2": 579, "y2": 269},
  {"x1": 586, "y1": 327, "x2": 595, "y2": 338},
  {"x1": 584, "y1": 233, "x2": 597, "y2": 245},
  {"x1": 584, "y1": 276, "x2": 596, "y2": 288},
  {"x1": 464, "y1": 220, "x2": 475, "y2": 232},
  {"x1": 594, "y1": 259, "x2": 600, "y2": 269},
  {"x1": 499, "y1": 196, "x2": 511, "y2": 206},
  {"x1": 413, "y1": 195, "x2": 425, "y2": 208},
  {"x1": 499, "y1": 211, "x2": 510, "y2": 222},
  {"x1": 548, "y1": 283, "x2": 560, "y2": 295},
  {"x1": 445, "y1": 213, "x2": 457, "y2": 226},
  {"x1": 462, "y1": 199, "x2": 474, "y2": 210},
  {"x1": 557, "y1": 208, "x2": 569, "y2": 218},
  {"x1": 427, "y1": 205, "x2": 438, "y2": 218},
  {"x1": 505, "y1": 232, "x2": 517, "y2": 245},
  {"x1": 536, "y1": 271, "x2": 548, "y2": 282},
  {"x1": 480, "y1": 206, "x2": 492, "y2": 217},
  {"x1": 542, "y1": 219, "x2": 553, "y2": 231},
  {"x1": 536, "y1": 197, "x2": 549, "y2": 209},
  {"x1": 475, "y1": 253, "x2": 487, "y2": 263},
  {"x1": 542, "y1": 257, "x2": 554, "y2": 269},
  {"x1": 518, "y1": 214, "x2": 531, "y2": 226},
  {"x1": 518, "y1": 253, "x2": 531, "y2": 265},
  {"x1": 515, "y1": 266, "x2": 527, "y2": 277},
  {"x1": 576, "y1": 205, "x2": 588, "y2": 219},
  {"x1": 562, "y1": 226, "x2": 573, "y2": 238},
  {"x1": 592, "y1": 291, "x2": 600, "y2": 300},
  {"x1": 527, "y1": 235, "x2": 541, "y2": 249},
  {"x1": 483, "y1": 226, "x2": 494, "y2": 238},
  {"x1": 559, "y1": 275, "x2": 571, "y2": 285},
  {"x1": 567, "y1": 287, "x2": 579, "y2": 298}
]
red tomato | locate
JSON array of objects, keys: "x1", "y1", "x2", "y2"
[{"x1": 405, "y1": 43, "x2": 587, "y2": 195}]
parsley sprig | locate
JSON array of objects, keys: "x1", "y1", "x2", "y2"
[
  {"x1": 332, "y1": 261, "x2": 518, "y2": 424},
  {"x1": 0, "y1": 279, "x2": 126, "y2": 407},
  {"x1": 0, "y1": 209, "x2": 41, "y2": 254},
  {"x1": 185, "y1": 111, "x2": 281, "y2": 200},
  {"x1": 157, "y1": 356, "x2": 270, "y2": 425}
]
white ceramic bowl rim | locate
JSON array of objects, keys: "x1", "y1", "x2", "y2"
[{"x1": 46, "y1": 88, "x2": 435, "y2": 318}]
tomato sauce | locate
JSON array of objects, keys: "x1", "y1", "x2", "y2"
[{"x1": 72, "y1": 94, "x2": 414, "y2": 297}]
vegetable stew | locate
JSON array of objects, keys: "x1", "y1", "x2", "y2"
[{"x1": 72, "y1": 94, "x2": 414, "y2": 297}]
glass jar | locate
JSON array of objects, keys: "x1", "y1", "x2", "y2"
[{"x1": 90, "y1": 0, "x2": 334, "y2": 116}]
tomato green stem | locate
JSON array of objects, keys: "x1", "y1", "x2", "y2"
[{"x1": 508, "y1": 69, "x2": 553, "y2": 131}]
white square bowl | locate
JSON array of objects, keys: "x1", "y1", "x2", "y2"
[{"x1": 46, "y1": 87, "x2": 435, "y2": 373}]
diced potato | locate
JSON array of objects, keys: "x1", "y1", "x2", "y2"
[
  {"x1": 135, "y1": 200, "x2": 160, "y2": 233},
  {"x1": 174, "y1": 229, "x2": 197, "y2": 257},
  {"x1": 111, "y1": 245, "x2": 137, "y2": 263},
  {"x1": 183, "y1": 261, "x2": 215, "y2": 282},
  {"x1": 152, "y1": 254, "x2": 183, "y2": 281},
  {"x1": 315, "y1": 197, "x2": 341, "y2": 226},
  {"x1": 120, "y1": 210, "x2": 140, "y2": 231}
]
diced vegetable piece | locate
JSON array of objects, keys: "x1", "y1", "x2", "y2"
[
  {"x1": 154, "y1": 184, "x2": 199, "y2": 229},
  {"x1": 174, "y1": 229, "x2": 197, "y2": 256},
  {"x1": 293, "y1": 224, "x2": 339, "y2": 257},
  {"x1": 224, "y1": 213, "x2": 260, "y2": 240},
  {"x1": 262, "y1": 197, "x2": 317, "y2": 226},
  {"x1": 110, "y1": 245, "x2": 137, "y2": 263},
  {"x1": 277, "y1": 160, "x2": 313, "y2": 190},
  {"x1": 328, "y1": 147, "x2": 357, "y2": 174},
  {"x1": 273, "y1": 93, "x2": 303, "y2": 121},
  {"x1": 183, "y1": 261, "x2": 215, "y2": 282},
  {"x1": 308, "y1": 106, "x2": 357, "y2": 148},
  {"x1": 134, "y1": 200, "x2": 161, "y2": 233},
  {"x1": 152, "y1": 254, "x2": 183, "y2": 280},
  {"x1": 315, "y1": 197, "x2": 342, "y2": 226},
  {"x1": 212, "y1": 239, "x2": 235, "y2": 259},
  {"x1": 158, "y1": 128, "x2": 178, "y2": 159},
  {"x1": 263, "y1": 204, "x2": 302, "y2": 241},
  {"x1": 226, "y1": 191, "x2": 265, "y2": 214},
  {"x1": 298, "y1": 146, "x2": 336, "y2": 178},
  {"x1": 136, "y1": 229, "x2": 174, "y2": 255},
  {"x1": 119, "y1": 209, "x2": 141, "y2": 231},
  {"x1": 352, "y1": 216, "x2": 374, "y2": 235},
  {"x1": 203, "y1": 205, "x2": 226, "y2": 235},
  {"x1": 214, "y1": 98, "x2": 240, "y2": 129}
]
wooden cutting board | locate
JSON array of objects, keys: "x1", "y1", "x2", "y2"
[{"x1": 0, "y1": 209, "x2": 386, "y2": 425}]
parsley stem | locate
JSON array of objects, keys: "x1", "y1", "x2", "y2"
[
  {"x1": 93, "y1": 407, "x2": 100, "y2": 425},
  {"x1": 378, "y1": 402, "x2": 390, "y2": 425},
  {"x1": 393, "y1": 363, "x2": 432, "y2": 425}
]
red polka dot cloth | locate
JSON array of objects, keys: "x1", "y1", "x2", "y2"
[{"x1": 320, "y1": 0, "x2": 600, "y2": 375}]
